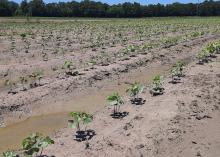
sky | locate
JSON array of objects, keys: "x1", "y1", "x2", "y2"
[{"x1": 13, "y1": 0, "x2": 203, "y2": 5}]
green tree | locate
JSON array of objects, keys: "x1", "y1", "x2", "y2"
[
  {"x1": 29, "y1": 0, "x2": 45, "y2": 16},
  {"x1": 20, "y1": 0, "x2": 29, "y2": 15}
]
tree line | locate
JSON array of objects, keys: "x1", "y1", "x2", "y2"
[{"x1": 1, "y1": 0, "x2": 220, "y2": 17}]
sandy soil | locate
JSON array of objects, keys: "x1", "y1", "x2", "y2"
[{"x1": 44, "y1": 47, "x2": 220, "y2": 157}]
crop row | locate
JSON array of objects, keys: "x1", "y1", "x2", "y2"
[{"x1": 3, "y1": 39, "x2": 220, "y2": 157}]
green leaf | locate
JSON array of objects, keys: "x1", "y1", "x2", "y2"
[
  {"x1": 126, "y1": 82, "x2": 144, "y2": 98},
  {"x1": 107, "y1": 92, "x2": 124, "y2": 105},
  {"x1": 44, "y1": 136, "x2": 54, "y2": 145},
  {"x1": 68, "y1": 120, "x2": 77, "y2": 128},
  {"x1": 109, "y1": 100, "x2": 118, "y2": 106},
  {"x1": 83, "y1": 116, "x2": 93, "y2": 124},
  {"x1": 22, "y1": 132, "x2": 54, "y2": 155},
  {"x1": 3, "y1": 151, "x2": 17, "y2": 157},
  {"x1": 4, "y1": 80, "x2": 11, "y2": 86},
  {"x1": 39, "y1": 136, "x2": 54, "y2": 148},
  {"x1": 68, "y1": 112, "x2": 93, "y2": 129}
]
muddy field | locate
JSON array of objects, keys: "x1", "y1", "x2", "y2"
[{"x1": 0, "y1": 17, "x2": 220, "y2": 156}]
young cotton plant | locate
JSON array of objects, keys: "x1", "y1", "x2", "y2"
[
  {"x1": 123, "y1": 45, "x2": 139, "y2": 57},
  {"x1": 196, "y1": 41, "x2": 220, "y2": 64},
  {"x1": 62, "y1": 61, "x2": 74, "y2": 70},
  {"x1": 4, "y1": 79, "x2": 17, "y2": 94},
  {"x1": 206, "y1": 41, "x2": 220, "y2": 55},
  {"x1": 3, "y1": 133, "x2": 54, "y2": 157},
  {"x1": 170, "y1": 61, "x2": 184, "y2": 83},
  {"x1": 19, "y1": 76, "x2": 28, "y2": 91},
  {"x1": 197, "y1": 50, "x2": 210, "y2": 64},
  {"x1": 4, "y1": 79, "x2": 12, "y2": 90},
  {"x1": 150, "y1": 75, "x2": 164, "y2": 96},
  {"x1": 68, "y1": 112, "x2": 93, "y2": 132},
  {"x1": 126, "y1": 82, "x2": 144, "y2": 103},
  {"x1": 29, "y1": 71, "x2": 43, "y2": 88},
  {"x1": 162, "y1": 37, "x2": 179, "y2": 48},
  {"x1": 206, "y1": 43, "x2": 216, "y2": 57},
  {"x1": 22, "y1": 133, "x2": 54, "y2": 157},
  {"x1": 63, "y1": 61, "x2": 79, "y2": 76},
  {"x1": 171, "y1": 67, "x2": 181, "y2": 83},
  {"x1": 107, "y1": 92, "x2": 124, "y2": 116},
  {"x1": 175, "y1": 61, "x2": 184, "y2": 76},
  {"x1": 213, "y1": 41, "x2": 220, "y2": 54},
  {"x1": 3, "y1": 151, "x2": 17, "y2": 157}
]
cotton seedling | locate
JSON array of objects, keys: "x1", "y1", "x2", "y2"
[
  {"x1": 127, "y1": 45, "x2": 136, "y2": 53},
  {"x1": 175, "y1": 61, "x2": 184, "y2": 75},
  {"x1": 19, "y1": 76, "x2": 28, "y2": 91},
  {"x1": 29, "y1": 71, "x2": 43, "y2": 87},
  {"x1": 3, "y1": 133, "x2": 54, "y2": 157},
  {"x1": 206, "y1": 41, "x2": 220, "y2": 55},
  {"x1": 171, "y1": 67, "x2": 181, "y2": 83},
  {"x1": 4, "y1": 79, "x2": 12, "y2": 90},
  {"x1": 197, "y1": 41, "x2": 220, "y2": 64},
  {"x1": 141, "y1": 44, "x2": 153, "y2": 51},
  {"x1": 62, "y1": 61, "x2": 74, "y2": 70},
  {"x1": 63, "y1": 61, "x2": 79, "y2": 76},
  {"x1": 20, "y1": 33, "x2": 26, "y2": 39},
  {"x1": 68, "y1": 112, "x2": 93, "y2": 132},
  {"x1": 3, "y1": 151, "x2": 17, "y2": 157},
  {"x1": 162, "y1": 37, "x2": 179, "y2": 48},
  {"x1": 150, "y1": 75, "x2": 164, "y2": 96},
  {"x1": 22, "y1": 133, "x2": 54, "y2": 157},
  {"x1": 170, "y1": 61, "x2": 184, "y2": 83},
  {"x1": 126, "y1": 82, "x2": 144, "y2": 102},
  {"x1": 107, "y1": 92, "x2": 124, "y2": 116},
  {"x1": 197, "y1": 50, "x2": 210, "y2": 64},
  {"x1": 205, "y1": 43, "x2": 216, "y2": 57},
  {"x1": 213, "y1": 41, "x2": 220, "y2": 53},
  {"x1": 4, "y1": 79, "x2": 17, "y2": 94}
]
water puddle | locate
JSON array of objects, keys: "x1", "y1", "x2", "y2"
[{"x1": 0, "y1": 63, "x2": 170, "y2": 154}]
